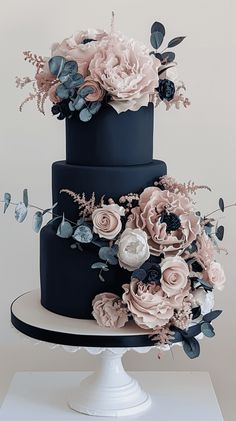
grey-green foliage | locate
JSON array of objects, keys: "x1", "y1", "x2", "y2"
[
  {"x1": 57, "y1": 215, "x2": 73, "y2": 238},
  {"x1": 32, "y1": 211, "x2": 43, "y2": 233},
  {"x1": 3, "y1": 192, "x2": 11, "y2": 213}
]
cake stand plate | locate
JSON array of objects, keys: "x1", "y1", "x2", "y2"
[{"x1": 11, "y1": 290, "x2": 156, "y2": 417}]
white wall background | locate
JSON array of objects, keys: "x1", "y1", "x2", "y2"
[{"x1": 0, "y1": 0, "x2": 235, "y2": 419}]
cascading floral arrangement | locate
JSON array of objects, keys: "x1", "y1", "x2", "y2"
[
  {"x1": 2, "y1": 176, "x2": 231, "y2": 359},
  {"x1": 16, "y1": 16, "x2": 190, "y2": 121}
]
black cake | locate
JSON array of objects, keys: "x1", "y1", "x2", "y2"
[{"x1": 40, "y1": 103, "x2": 167, "y2": 319}]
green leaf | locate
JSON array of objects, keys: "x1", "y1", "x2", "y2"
[
  {"x1": 79, "y1": 108, "x2": 92, "y2": 122},
  {"x1": 201, "y1": 322, "x2": 215, "y2": 338},
  {"x1": 203, "y1": 310, "x2": 222, "y2": 323},
  {"x1": 56, "y1": 84, "x2": 70, "y2": 99},
  {"x1": 23, "y1": 188, "x2": 28, "y2": 208},
  {"x1": 99, "y1": 247, "x2": 118, "y2": 265},
  {"x1": 151, "y1": 21, "x2": 165, "y2": 36},
  {"x1": 73, "y1": 96, "x2": 86, "y2": 111},
  {"x1": 219, "y1": 198, "x2": 225, "y2": 212},
  {"x1": 150, "y1": 31, "x2": 164, "y2": 50},
  {"x1": 89, "y1": 101, "x2": 102, "y2": 115},
  {"x1": 15, "y1": 202, "x2": 28, "y2": 223},
  {"x1": 73, "y1": 225, "x2": 93, "y2": 243},
  {"x1": 183, "y1": 337, "x2": 200, "y2": 359},
  {"x1": 167, "y1": 36, "x2": 186, "y2": 48},
  {"x1": 99, "y1": 273, "x2": 106, "y2": 282},
  {"x1": 48, "y1": 56, "x2": 66, "y2": 77},
  {"x1": 56, "y1": 215, "x2": 73, "y2": 238},
  {"x1": 32, "y1": 211, "x2": 43, "y2": 233},
  {"x1": 91, "y1": 262, "x2": 109, "y2": 270},
  {"x1": 3, "y1": 192, "x2": 11, "y2": 213},
  {"x1": 161, "y1": 51, "x2": 176, "y2": 63},
  {"x1": 63, "y1": 73, "x2": 84, "y2": 89},
  {"x1": 216, "y1": 225, "x2": 224, "y2": 241},
  {"x1": 198, "y1": 278, "x2": 213, "y2": 290},
  {"x1": 192, "y1": 306, "x2": 201, "y2": 320}
]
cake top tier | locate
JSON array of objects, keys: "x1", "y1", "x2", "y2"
[{"x1": 17, "y1": 20, "x2": 189, "y2": 135}]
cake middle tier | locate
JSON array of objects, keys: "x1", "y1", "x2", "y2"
[{"x1": 52, "y1": 160, "x2": 167, "y2": 221}]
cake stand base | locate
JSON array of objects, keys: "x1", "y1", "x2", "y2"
[{"x1": 68, "y1": 349, "x2": 151, "y2": 417}]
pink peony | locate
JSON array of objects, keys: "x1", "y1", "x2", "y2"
[
  {"x1": 205, "y1": 262, "x2": 226, "y2": 291},
  {"x1": 127, "y1": 187, "x2": 201, "y2": 256},
  {"x1": 117, "y1": 228, "x2": 150, "y2": 271},
  {"x1": 92, "y1": 204, "x2": 124, "y2": 240},
  {"x1": 122, "y1": 279, "x2": 174, "y2": 329},
  {"x1": 78, "y1": 77, "x2": 105, "y2": 102},
  {"x1": 51, "y1": 29, "x2": 108, "y2": 77},
  {"x1": 88, "y1": 33, "x2": 160, "y2": 113},
  {"x1": 92, "y1": 292, "x2": 129, "y2": 328},
  {"x1": 160, "y1": 256, "x2": 189, "y2": 297}
]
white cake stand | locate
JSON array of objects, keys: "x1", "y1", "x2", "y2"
[{"x1": 11, "y1": 290, "x2": 161, "y2": 417}]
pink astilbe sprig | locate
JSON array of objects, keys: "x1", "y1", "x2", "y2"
[
  {"x1": 60, "y1": 189, "x2": 106, "y2": 218},
  {"x1": 171, "y1": 300, "x2": 193, "y2": 330},
  {"x1": 149, "y1": 324, "x2": 174, "y2": 347},
  {"x1": 23, "y1": 51, "x2": 45, "y2": 72},
  {"x1": 156, "y1": 175, "x2": 211, "y2": 198},
  {"x1": 15, "y1": 76, "x2": 33, "y2": 89}
]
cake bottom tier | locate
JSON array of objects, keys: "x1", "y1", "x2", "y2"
[{"x1": 40, "y1": 220, "x2": 130, "y2": 319}]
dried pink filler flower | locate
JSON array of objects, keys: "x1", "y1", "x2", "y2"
[{"x1": 92, "y1": 293, "x2": 129, "y2": 328}]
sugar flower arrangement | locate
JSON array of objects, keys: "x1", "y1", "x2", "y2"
[
  {"x1": 2, "y1": 176, "x2": 233, "y2": 359},
  {"x1": 16, "y1": 15, "x2": 190, "y2": 122}
]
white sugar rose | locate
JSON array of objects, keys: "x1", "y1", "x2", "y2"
[
  {"x1": 117, "y1": 228, "x2": 150, "y2": 271},
  {"x1": 92, "y1": 292, "x2": 129, "y2": 328},
  {"x1": 122, "y1": 279, "x2": 174, "y2": 329},
  {"x1": 88, "y1": 33, "x2": 160, "y2": 113},
  {"x1": 160, "y1": 256, "x2": 189, "y2": 297},
  {"x1": 207, "y1": 262, "x2": 226, "y2": 291},
  {"x1": 191, "y1": 289, "x2": 215, "y2": 315},
  {"x1": 92, "y1": 204, "x2": 125, "y2": 240}
]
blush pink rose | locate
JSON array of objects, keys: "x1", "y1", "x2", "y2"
[
  {"x1": 122, "y1": 279, "x2": 174, "y2": 329},
  {"x1": 205, "y1": 262, "x2": 226, "y2": 291},
  {"x1": 92, "y1": 204, "x2": 125, "y2": 240},
  {"x1": 35, "y1": 71, "x2": 56, "y2": 92},
  {"x1": 48, "y1": 82, "x2": 61, "y2": 103},
  {"x1": 92, "y1": 292, "x2": 129, "y2": 328},
  {"x1": 126, "y1": 187, "x2": 201, "y2": 256},
  {"x1": 78, "y1": 77, "x2": 105, "y2": 102},
  {"x1": 160, "y1": 256, "x2": 189, "y2": 297},
  {"x1": 51, "y1": 29, "x2": 108, "y2": 77},
  {"x1": 88, "y1": 33, "x2": 160, "y2": 113}
]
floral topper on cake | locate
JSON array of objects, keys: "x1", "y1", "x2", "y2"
[
  {"x1": 16, "y1": 13, "x2": 190, "y2": 122},
  {"x1": 2, "y1": 177, "x2": 234, "y2": 359}
]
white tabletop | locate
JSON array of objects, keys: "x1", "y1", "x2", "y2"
[{"x1": 0, "y1": 371, "x2": 223, "y2": 421}]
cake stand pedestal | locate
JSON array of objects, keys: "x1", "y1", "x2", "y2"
[{"x1": 11, "y1": 290, "x2": 157, "y2": 417}]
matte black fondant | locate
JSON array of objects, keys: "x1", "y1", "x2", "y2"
[
  {"x1": 66, "y1": 103, "x2": 154, "y2": 166},
  {"x1": 40, "y1": 220, "x2": 131, "y2": 319},
  {"x1": 52, "y1": 159, "x2": 167, "y2": 221}
]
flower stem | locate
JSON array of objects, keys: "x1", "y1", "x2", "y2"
[{"x1": 205, "y1": 203, "x2": 236, "y2": 218}]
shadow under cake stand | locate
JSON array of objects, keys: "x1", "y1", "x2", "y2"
[{"x1": 11, "y1": 289, "x2": 159, "y2": 417}]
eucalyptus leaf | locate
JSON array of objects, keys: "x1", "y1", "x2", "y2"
[
  {"x1": 57, "y1": 215, "x2": 73, "y2": 238},
  {"x1": 63, "y1": 73, "x2": 84, "y2": 89},
  {"x1": 32, "y1": 211, "x2": 43, "y2": 233},
  {"x1": 161, "y1": 51, "x2": 176, "y2": 63},
  {"x1": 150, "y1": 31, "x2": 164, "y2": 50},
  {"x1": 131, "y1": 268, "x2": 146, "y2": 282},
  {"x1": 167, "y1": 36, "x2": 186, "y2": 48},
  {"x1": 183, "y1": 337, "x2": 200, "y2": 359},
  {"x1": 23, "y1": 188, "x2": 28, "y2": 208},
  {"x1": 70, "y1": 243, "x2": 77, "y2": 249},
  {"x1": 204, "y1": 225, "x2": 212, "y2": 236},
  {"x1": 99, "y1": 246, "x2": 117, "y2": 262},
  {"x1": 201, "y1": 322, "x2": 215, "y2": 338},
  {"x1": 198, "y1": 278, "x2": 213, "y2": 290},
  {"x1": 69, "y1": 101, "x2": 75, "y2": 111},
  {"x1": 99, "y1": 273, "x2": 106, "y2": 282},
  {"x1": 60, "y1": 60, "x2": 78, "y2": 78},
  {"x1": 170, "y1": 329, "x2": 183, "y2": 343},
  {"x1": 89, "y1": 101, "x2": 102, "y2": 115},
  {"x1": 73, "y1": 225, "x2": 93, "y2": 243},
  {"x1": 151, "y1": 21, "x2": 165, "y2": 36},
  {"x1": 216, "y1": 225, "x2": 224, "y2": 241},
  {"x1": 15, "y1": 202, "x2": 28, "y2": 223},
  {"x1": 56, "y1": 84, "x2": 70, "y2": 99},
  {"x1": 79, "y1": 108, "x2": 92, "y2": 122},
  {"x1": 184, "y1": 324, "x2": 202, "y2": 338},
  {"x1": 3, "y1": 192, "x2": 11, "y2": 213},
  {"x1": 203, "y1": 310, "x2": 222, "y2": 323},
  {"x1": 219, "y1": 198, "x2": 225, "y2": 212},
  {"x1": 79, "y1": 86, "x2": 95, "y2": 98},
  {"x1": 73, "y1": 96, "x2": 86, "y2": 111},
  {"x1": 192, "y1": 306, "x2": 202, "y2": 320},
  {"x1": 91, "y1": 262, "x2": 109, "y2": 270},
  {"x1": 48, "y1": 56, "x2": 66, "y2": 77}
]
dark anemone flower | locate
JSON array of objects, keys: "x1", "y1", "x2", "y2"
[
  {"x1": 157, "y1": 79, "x2": 175, "y2": 101},
  {"x1": 51, "y1": 99, "x2": 72, "y2": 120}
]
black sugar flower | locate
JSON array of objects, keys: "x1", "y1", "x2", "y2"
[{"x1": 157, "y1": 79, "x2": 175, "y2": 101}]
